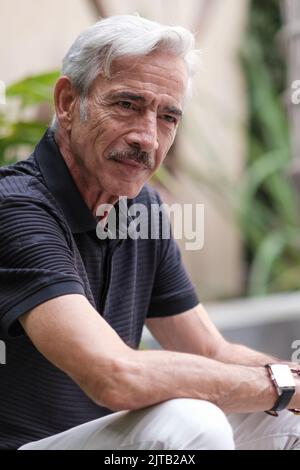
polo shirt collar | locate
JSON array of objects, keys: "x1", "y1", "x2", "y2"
[{"x1": 35, "y1": 129, "x2": 99, "y2": 234}]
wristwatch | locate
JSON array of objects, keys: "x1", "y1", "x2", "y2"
[{"x1": 265, "y1": 364, "x2": 296, "y2": 416}]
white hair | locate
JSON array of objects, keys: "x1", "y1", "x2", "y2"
[{"x1": 51, "y1": 15, "x2": 198, "y2": 130}]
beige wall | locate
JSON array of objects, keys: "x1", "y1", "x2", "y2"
[{"x1": 1, "y1": 0, "x2": 95, "y2": 84}]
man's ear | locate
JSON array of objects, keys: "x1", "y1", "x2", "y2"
[{"x1": 54, "y1": 76, "x2": 78, "y2": 131}]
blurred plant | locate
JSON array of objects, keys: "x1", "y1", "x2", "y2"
[
  {"x1": 239, "y1": 0, "x2": 300, "y2": 295},
  {"x1": 0, "y1": 71, "x2": 59, "y2": 165},
  {"x1": 168, "y1": 0, "x2": 300, "y2": 297}
]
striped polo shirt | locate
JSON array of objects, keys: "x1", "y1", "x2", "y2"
[{"x1": 0, "y1": 129, "x2": 199, "y2": 449}]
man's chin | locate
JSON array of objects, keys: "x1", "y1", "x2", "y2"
[
  {"x1": 120, "y1": 186, "x2": 144, "y2": 200},
  {"x1": 109, "y1": 182, "x2": 145, "y2": 200}
]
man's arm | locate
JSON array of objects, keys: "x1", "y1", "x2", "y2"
[
  {"x1": 146, "y1": 303, "x2": 286, "y2": 366},
  {"x1": 20, "y1": 296, "x2": 300, "y2": 414}
]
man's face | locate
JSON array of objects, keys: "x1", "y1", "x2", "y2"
[{"x1": 69, "y1": 51, "x2": 188, "y2": 199}]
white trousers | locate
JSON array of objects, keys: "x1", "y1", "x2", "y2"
[{"x1": 19, "y1": 398, "x2": 300, "y2": 450}]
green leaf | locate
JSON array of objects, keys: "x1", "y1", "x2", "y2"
[
  {"x1": 248, "y1": 232, "x2": 286, "y2": 295},
  {"x1": 7, "y1": 71, "x2": 59, "y2": 107}
]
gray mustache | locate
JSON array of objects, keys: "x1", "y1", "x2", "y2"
[{"x1": 107, "y1": 149, "x2": 152, "y2": 169}]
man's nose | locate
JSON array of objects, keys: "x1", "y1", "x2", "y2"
[{"x1": 125, "y1": 114, "x2": 159, "y2": 153}]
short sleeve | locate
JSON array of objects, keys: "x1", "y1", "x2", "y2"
[
  {"x1": 0, "y1": 197, "x2": 85, "y2": 337},
  {"x1": 147, "y1": 193, "x2": 199, "y2": 318}
]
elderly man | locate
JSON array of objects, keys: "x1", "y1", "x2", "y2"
[{"x1": 0, "y1": 15, "x2": 300, "y2": 451}]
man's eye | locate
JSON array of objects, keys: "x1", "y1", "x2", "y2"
[
  {"x1": 162, "y1": 115, "x2": 177, "y2": 124},
  {"x1": 118, "y1": 101, "x2": 133, "y2": 110}
]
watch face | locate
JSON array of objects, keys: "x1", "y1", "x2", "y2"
[{"x1": 270, "y1": 364, "x2": 295, "y2": 388}]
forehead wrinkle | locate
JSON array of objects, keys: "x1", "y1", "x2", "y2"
[
  {"x1": 113, "y1": 53, "x2": 188, "y2": 78},
  {"x1": 111, "y1": 57, "x2": 188, "y2": 90},
  {"x1": 116, "y1": 78, "x2": 184, "y2": 107},
  {"x1": 137, "y1": 60, "x2": 188, "y2": 82},
  {"x1": 115, "y1": 68, "x2": 186, "y2": 89},
  {"x1": 102, "y1": 83, "x2": 183, "y2": 112}
]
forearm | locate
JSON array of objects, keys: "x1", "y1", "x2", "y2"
[
  {"x1": 215, "y1": 341, "x2": 279, "y2": 367},
  {"x1": 214, "y1": 340, "x2": 300, "y2": 375},
  {"x1": 97, "y1": 348, "x2": 293, "y2": 413}
]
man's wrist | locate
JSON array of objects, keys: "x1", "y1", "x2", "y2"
[
  {"x1": 261, "y1": 365, "x2": 278, "y2": 410},
  {"x1": 264, "y1": 364, "x2": 300, "y2": 416},
  {"x1": 287, "y1": 369, "x2": 300, "y2": 412}
]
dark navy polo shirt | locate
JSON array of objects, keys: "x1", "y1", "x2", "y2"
[{"x1": 0, "y1": 130, "x2": 199, "y2": 449}]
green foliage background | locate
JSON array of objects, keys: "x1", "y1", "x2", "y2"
[
  {"x1": 0, "y1": 71, "x2": 59, "y2": 165},
  {"x1": 240, "y1": 0, "x2": 300, "y2": 295}
]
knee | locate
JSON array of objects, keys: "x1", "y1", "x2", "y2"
[
  {"x1": 275, "y1": 411, "x2": 300, "y2": 450},
  {"x1": 145, "y1": 398, "x2": 234, "y2": 450}
]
